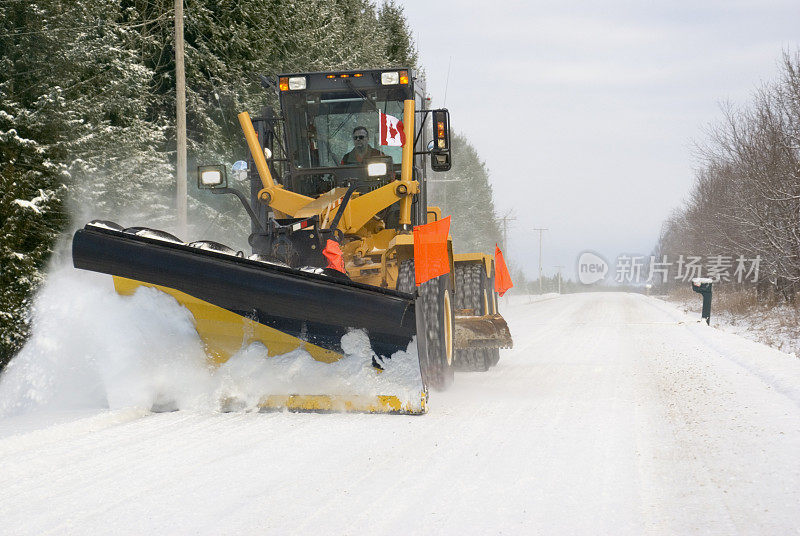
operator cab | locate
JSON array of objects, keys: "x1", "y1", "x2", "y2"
[
  {"x1": 197, "y1": 68, "x2": 452, "y2": 265},
  {"x1": 275, "y1": 69, "x2": 417, "y2": 197}
]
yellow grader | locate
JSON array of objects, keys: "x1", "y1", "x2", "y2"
[{"x1": 72, "y1": 68, "x2": 512, "y2": 414}]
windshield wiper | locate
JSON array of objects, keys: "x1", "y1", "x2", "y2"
[{"x1": 344, "y1": 79, "x2": 380, "y2": 114}]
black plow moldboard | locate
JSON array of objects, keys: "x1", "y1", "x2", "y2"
[{"x1": 72, "y1": 224, "x2": 416, "y2": 358}]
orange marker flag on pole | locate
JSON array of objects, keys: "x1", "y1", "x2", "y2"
[
  {"x1": 494, "y1": 244, "x2": 513, "y2": 296},
  {"x1": 413, "y1": 216, "x2": 451, "y2": 286},
  {"x1": 323, "y1": 239, "x2": 346, "y2": 273}
]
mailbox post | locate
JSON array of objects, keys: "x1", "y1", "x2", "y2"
[{"x1": 691, "y1": 277, "x2": 713, "y2": 325}]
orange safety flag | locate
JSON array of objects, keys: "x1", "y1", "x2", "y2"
[
  {"x1": 323, "y1": 239, "x2": 346, "y2": 273},
  {"x1": 413, "y1": 216, "x2": 451, "y2": 286},
  {"x1": 494, "y1": 244, "x2": 513, "y2": 296}
]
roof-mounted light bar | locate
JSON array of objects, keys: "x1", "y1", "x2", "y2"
[
  {"x1": 324, "y1": 73, "x2": 365, "y2": 80},
  {"x1": 280, "y1": 71, "x2": 407, "y2": 89}
]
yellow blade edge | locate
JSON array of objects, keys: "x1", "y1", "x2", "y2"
[{"x1": 258, "y1": 393, "x2": 427, "y2": 415}]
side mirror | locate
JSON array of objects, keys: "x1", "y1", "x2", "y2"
[
  {"x1": 430, "y1": 109, "x2": 452, "y2": 172},
  {"x1": 197, "y1": 165, "x2": 228, "y2": 189},
  {"x1": 232, "y1": 160, "x2": 248, "y2": 182}
]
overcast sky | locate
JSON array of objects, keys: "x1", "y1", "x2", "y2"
[{"x1": 400, "y1": 0, "x2": 800, "y2": 281}]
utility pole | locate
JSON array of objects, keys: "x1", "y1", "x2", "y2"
[
  {"x1": 175, "y1": 0, "x2": 187, "y2": 237},
  {"x1": 532, "y1": 227, "x2": 548, "y2": 293},
  {"x1": 554, "y1": 265, "x2": 564, "y2": 294},
  {"x1": 499, "y1": 209, "x2": 516, "y2": 251}
]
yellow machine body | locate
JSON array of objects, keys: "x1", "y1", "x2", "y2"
[{"x1": 74, "y1": 70, "x2": 511, "y2": 415}]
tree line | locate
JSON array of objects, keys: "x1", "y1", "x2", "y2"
[
  {"x1": 0, "y1": 0, "x2": 502, "y2": 368},
  {"x1": 426, "y1": 132, "x2": 504, "y2": 256},
  {"x1": 1, "y1": 0, "x2": 417, "y2": 366},
  {"x1": 655, "y1": 51, "x2": 800, "y2": 301}
]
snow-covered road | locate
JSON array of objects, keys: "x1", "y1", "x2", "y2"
[{"x1": 1, "y1": 292, "x2": 799, "y2": 535}]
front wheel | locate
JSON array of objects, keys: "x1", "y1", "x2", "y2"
[{"x1": 399, "y1": 260, "x2": 454, "y2": 391}]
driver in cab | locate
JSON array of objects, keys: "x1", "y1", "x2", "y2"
[{"x1": 341, "y1": 126, "x2": 384, "y2": 165}]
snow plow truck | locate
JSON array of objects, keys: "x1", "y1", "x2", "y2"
[{"x1": 72, "y1": 68, "x2": 513, "y2": 414}]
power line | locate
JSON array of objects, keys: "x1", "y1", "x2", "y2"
[{"x1": 499, "y1": 209, "x2": 516, "y2": 252}]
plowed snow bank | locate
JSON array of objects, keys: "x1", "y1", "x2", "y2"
[{"x1": 0, "y1": 268, "x2": 423, "y2": 417}]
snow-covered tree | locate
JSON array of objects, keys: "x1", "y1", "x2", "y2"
[
  {"x1": 0, "y1": 0, "x2": 421, "y2": 369},
  {"x1": 378, "y1": 1, "x2": 419, "y2": 68},
  {"x1": 428, "y1": 132, "x2": 503, "y2": 255}
]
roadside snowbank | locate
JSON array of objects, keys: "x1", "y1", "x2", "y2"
[
  {"x1": 663, "y1": 293, "x2": 800, "y2": 358},
  {"x1": 0, "y1": 268, "x2": 423, "y2": 417}
]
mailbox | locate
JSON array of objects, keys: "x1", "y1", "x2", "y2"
[{"x1": 691, "y1": 277, "x2": 713, "y2": 325}]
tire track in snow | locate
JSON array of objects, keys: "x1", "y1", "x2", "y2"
[
  {"x1": 0, "y1": 408, "x2": 150, "y2": 459},
  {"x1": 1, "y1": 293, "x2": 799, "y2": 535},
  {"x1": 42, "y1": 412, "x2": 337, "y2": 535}
]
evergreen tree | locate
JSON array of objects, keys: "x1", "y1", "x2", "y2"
[
  {"x1": 378, "y1": 0, "x2": 418, "y2": 67},
  {"x1": 428, "y1": 132, "x2": 503, "y2": 255},
  {"x1": 0, "y1": 145, "x2": 68, "y2": 367},
  {"x1": 0, "y1": 0, "x2": 422, "y2": 369},
  {"x1": 1, "y1": 1, "x2": 71, "y2": 365}
]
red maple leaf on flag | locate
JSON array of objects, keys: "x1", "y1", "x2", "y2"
[{"x1": 379, "y1": 111, "x2": 405, "y2": 146}]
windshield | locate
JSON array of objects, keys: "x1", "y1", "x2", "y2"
[{"x1": 283, "y1": 90, "x2": 405, "y2": 169}]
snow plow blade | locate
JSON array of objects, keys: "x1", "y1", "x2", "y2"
[
  {"x1": 454, "y1": 314, "x2": 513, "y2": 350},
  {"x1": 72, "y1": 223, "x2": 426, "y2": 414}
]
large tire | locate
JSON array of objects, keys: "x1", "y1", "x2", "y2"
[
  {"x1": 399, "y1": 261, "x2": 454, "y2": 391},
  {"x1": 453, "y1": 264, "x2": 490, "y2": 372}
]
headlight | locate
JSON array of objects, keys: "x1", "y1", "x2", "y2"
[
  {"x1": 197, "y1": 165, "x2": 228, "y2": 189},
  {"x1": 288, "y1": 76, "x2": 306, "y2": 90},
  {"x1": 381, "y1": 71, "x2": 399, "y2": 85},
  {"x1": 367, "y1": 162, "x2": 387, "y2": 177},
  {"x1": 200, "y1": 170, "x2": 222, "y2": 186}
]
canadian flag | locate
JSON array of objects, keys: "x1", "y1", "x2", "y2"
[{"x1": 379, "y1": 110, "x2": 406, "y2": 146}]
